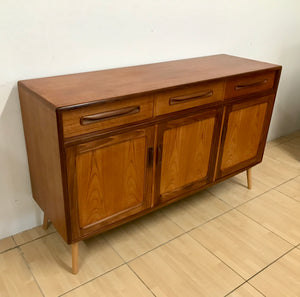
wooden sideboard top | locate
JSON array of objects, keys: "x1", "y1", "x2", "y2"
[{"x1": 18, "y1": 54, "x2": 281, "y2": 110}]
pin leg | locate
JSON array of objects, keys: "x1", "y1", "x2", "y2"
[
  {"x1": 43, "y1": 214, "x2": 48, "y2": 230},
  {"x1": 247, "y1": 168, "x2": 252, "y2": 190},
  {"x1": 72, "y1": 242, "x2": 79, "y2": 274}
]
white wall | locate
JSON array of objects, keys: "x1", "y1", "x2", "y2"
[{"x1": 1, "y1": 0, "x2": 300, "y2": 239}]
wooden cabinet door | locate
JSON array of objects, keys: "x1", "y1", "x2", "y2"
[
  {"x1": 66, "y1": 127, "x2": 154, "y2": 239},
  {"x1": 155, "y1": 109, "x2": 222, "y2": 204},
  {"x1": 216, "y1": 95, "x2": 275, "y2": 179}
]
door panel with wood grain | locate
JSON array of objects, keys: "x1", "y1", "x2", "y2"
[
  {"x1": 217, "y1": 95, "x2": 275, "y2": 178},
  {"x1": 67, "y1": 127, "x2": 154, "y2": 237},
  {"x1": 156, "y1": 109, "x2": 221, "y2": 203}
]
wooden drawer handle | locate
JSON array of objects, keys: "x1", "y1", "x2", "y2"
[
  {"x1": 169, "y1": 90, "x2": 213, "y2": 105},
  {"x1": 235, "y1": 79, "x2": 268, "y2": 90},
  {"x1": 80, "y1": 106, "x2": 140, "y2": 125}
]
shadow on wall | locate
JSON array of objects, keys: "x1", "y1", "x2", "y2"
[
  {"x1": 0, "y1": 85, "x2": 42, "y2": 237},
  {"x1": 269, "y1": 45, "x2": 300, "y2": 140}
]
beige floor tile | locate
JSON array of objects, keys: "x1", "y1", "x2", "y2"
[
  {"x1": 161, "y1": 190, "x2": 231, "y2": 231},
  {"x1": 276, "y1": 176, "x2": 300, "y2": 201},
  {"x1": 286, "y1": 130, "x2": 300, "y2": 140},
  {"x1": 13, "y1": 224, "x2": 56, "y2": 245},
  {"x1": 289, "y1": 136, "x2": 300, "y2": 146},
  {"x1": 238, "y1": 189, "x2": 300, "y2": 245},
  {"x1": 104, "y1": 210, "x2": 184, "y2": 261},
  {"x1": 0, "y1": 249, "x2": 42, "y2": 297},
  {"x1": 208, "y1": 174, "x2": 270, "y2": 207},
  {"x1": 189, "y1": 210, "x2": 291, "y2": 279},
  {"x1": 0, "y1": 236, "x2": 16, "y2": 253},
  {"x1": 130, "y1": 234, "x2": 243, "y2": 297},
  {"x1": 251, "y1": 155, "x2": 300, "y2": 188},
  {"x1": 266, "y1": 136, "x2": 290, "y2": 148},
  {"x1": 63, "y1": 265, "x2": 153, "y2": 297},
  {"x1": 250, "y1": 248, "x2": 300, "y2": 297},
  {"x1": 20, "y1": 233, "x2": 123, "y2": 297},
  {"x1": 265, "y1": 142, "x2": 300, "y2": 169},
  {"x1": 227, "y1": 283, "x2": 264, "y2": 297}
]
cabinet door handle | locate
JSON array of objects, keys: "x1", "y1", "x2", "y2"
[
  {"x1": 148, "y1": 147, "x2": 154, "y2": 167},
  {"x1": 169, "y1": 90, "x2": 213, "y2": 105},
  {"x1": 80, "y1": 106, "x2": 140, "y2": 125},
  {"x1": 235, "y1": 79, "x2": 268, "y2": 90}
]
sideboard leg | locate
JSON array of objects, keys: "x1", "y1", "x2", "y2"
[
  {"x1": 43, "y1": 214, "x2": 48, "y2": 230},
  {"x1": 72, "y1": 242, "x2": 79, "y2": 274},
  {"x1": 247, "y1": 168, "x2": 252, "y2": 190}
]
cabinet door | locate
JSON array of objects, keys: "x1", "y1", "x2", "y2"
[
  {"x1": 66, "y1": 127, "x2": 154, "y2": 239},
  {"x1": 155, "y1": 109, "x2": 222, "y2": 204},
  {"x1": 216, "y1": 95, "x2": 275, "y2": 178}
]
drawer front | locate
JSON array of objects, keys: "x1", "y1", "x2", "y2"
[
  {"x1": 154, "y1": 80, "x2": 225, "y2": 116},
  {"x1": 225, "y1": 71, "x2": 276, "y2": 99},
  {"x1": 62, "y1": 95, "x2": 153, "y2": 138}
]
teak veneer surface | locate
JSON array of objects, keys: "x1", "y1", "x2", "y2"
[
  {"x1": 18, "y1": 54, "x2": 281, "y2": 274},
  {"x1": 19, "y1": 54, "x2": 280, "y2": 109}
]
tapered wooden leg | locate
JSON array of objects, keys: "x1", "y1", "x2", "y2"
[
  {"x1": 43, "y1": 214, "x2": 48, "y2": 230},
  {"x1": 247, "y1": 168, "x2": 252, "y2": 190},
  {"x1": 72, "y1": 242, "x2": 79, "y2": 274}
]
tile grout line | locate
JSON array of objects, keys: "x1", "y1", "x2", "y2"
[
  {"x1": 245, "y1": 245, "x2": 297, "y2": 283},
  {"x1": 246, "y1": 281, "x2": 267, "y2": 297},
  {"x1": 127, "y1": 265, "x2": 158, "y2": 297},
  {"x1": 66, "y1": 171, "x2": 297, "y2": 295},
  {"x1": 223, "y1": 280, "x2": 267, "y2": 297},
  {"x1": 57, "y1": 262, "x2": 126, "y2": 297},
  {"x1": 234, "y1": 207, "x2": 298, "y2": 247},
  {"x1": 0, "y1": 134, "x2": 298, "y2": 296},
  {"x1": 102, "y1": 236, "x2": 157, "y2": 297},
  {"x1": 222, "y1": 246, "x2": 298, "y2": 296},
  {"x1": 58, "y1": 234, "x2": 158, "y2": 297},
  {"x1": 0, "y1": 231, "x2": 57, "y2": 255},
  {"x1": 185, "y1": 232, "x2": 247, "y2": 282},
  {"x1": 274, "y1": 187, "x2": 300, "y2": 204},
  {"x1": 17, "y1": 246, "x2": 46, "y2": 297},
  {"x1": 222, "y1": 281, "x2": 248, "y2": 297},
  {"x1": 2, "y1": 142, "x2": 299, "y2": 295}
]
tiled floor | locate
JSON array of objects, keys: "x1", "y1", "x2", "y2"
[{"x1": 1, "y1": 130, "x2": 300, "y2": 297}]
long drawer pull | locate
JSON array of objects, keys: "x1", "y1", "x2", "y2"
[
  {"x1": 169, "y1": 90, "x2": 213, "y2": 105},
  {"x1": 80, "y1": 106, "x2": 140, "y2": 125},
  {"x1": 235, "y1": 79, "x2": 268, "y2": 90}
]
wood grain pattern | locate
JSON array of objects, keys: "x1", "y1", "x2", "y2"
[
  {"x1": 18, "y1": 84, "x2": 68, "y2": 241},
  {"x1": 19, "y1": 54, "x2": 280, "y2": 109},
  {"x1": 66, "y1": 127, "x2": 154, "y2": 240},
  {"x1": 18, "y1": 55, "x2": 281, "y2": 249},
  {"x1": 160, "y1": 117, "x2": 215, "y2": 196},
  {"x1": 225, "y1": 70, "x2": 276, "y2": 99},
  {"x1": 220, "y1": 101, "x2": 268, "y2": 172},
  {"x1": 154, "y1": 80, "x2": 225, "y2": 115},
  {"x1": 76, "y1": 136, "x2": 146, "y2": 228},
  {"x1": 62, "y1": 95, "x2": 153, "y2": 138}
]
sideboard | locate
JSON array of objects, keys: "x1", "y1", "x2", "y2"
[{"x1": 18, "y1": 54, "x2": 281, "y2": 273}]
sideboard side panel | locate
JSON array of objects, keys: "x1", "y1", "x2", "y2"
[{"x1": 18, "y1": 84, "x2": 68, "y2": 241}]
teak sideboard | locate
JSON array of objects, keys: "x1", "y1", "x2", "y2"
[{"x1": 18, "y1": 54, "x2": 281, "y2": 274}]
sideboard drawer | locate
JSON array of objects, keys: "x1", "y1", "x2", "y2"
[
  {"x1": 62, "y1": 95, "x2": 153, "y2": 138},
  {"x1": 154, "y1": 80, "x2": 225, "y2": 116},
  {"x1": 225, "y1": 71, "x2": 276, "y2": 99}
]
